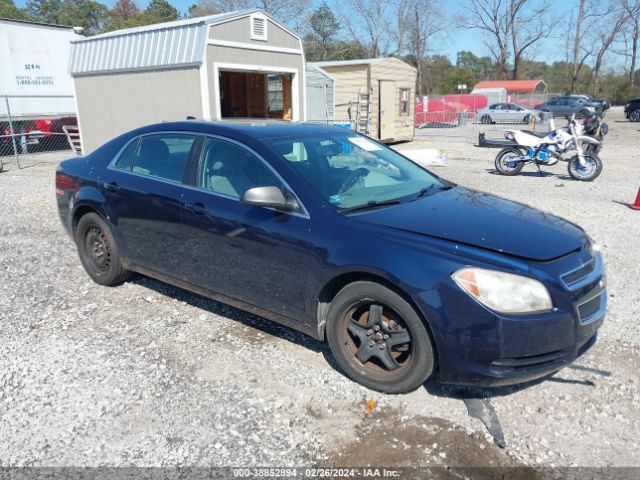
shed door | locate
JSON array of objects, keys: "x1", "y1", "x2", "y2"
[
  {"x1": 307, "y1": 85, "x2": 328, "y2": 122},
  {"x1": 379, "y1": 80, "x2": 395, "y2": 140}
]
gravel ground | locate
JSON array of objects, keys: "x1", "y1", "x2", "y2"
[{"x1": 0, "y1": 107, "x2": 638, "y2": 471}]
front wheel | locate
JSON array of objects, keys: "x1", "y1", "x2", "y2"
[
  {"x1": 480, "y1": 115, "x2": 492, "y2": 124},
  {"x1": 326, "y1": 281, "x2": 435, "y2": 394},
  {"x1": 568, "y1": 154, "x2": 602, "y2": 182},
  {"x1": 495, "y1": 147, "x2": 525, "y2": 176}
]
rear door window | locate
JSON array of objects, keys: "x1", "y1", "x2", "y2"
[
  {"x1": 114, "y1": 138, "x2": 139, "y2": 170},
  {"x1": 131, "y1": 134, "x2": 196, "y2": 183}
]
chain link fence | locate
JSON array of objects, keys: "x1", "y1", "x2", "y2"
[
  {"x1": 0, "y1": 95, "x2": 78, "y2": 172},
  {"x1": 414, "y1": 92, "x2": 560, "y2": 144}
]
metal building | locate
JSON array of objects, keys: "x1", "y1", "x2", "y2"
[
  {"x1": 310, "y1": 58, "x2": 416, "y2": 143},
  {"x1": 69, "y1": 9, "x2": 306, "y2": 153},
  {"x1": 305, "y1": 64, "x2": 335, "y2": 123}
]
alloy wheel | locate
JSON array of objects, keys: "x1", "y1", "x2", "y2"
[{"x1": 344, "y1": 302, "x2": 412, "y2": 375}]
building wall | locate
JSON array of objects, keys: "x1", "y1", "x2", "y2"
[
  {"x1": 204, "y1": 45, "x2": 305, "y2": 121},
  {"x1": 370, "y1": 58, "x2": 416, "y2": 142},
  {"x1": 74, "y1": 67, "x2": 202, "y2": 153},
  {"x1": 318, "y1": 64, "x2": 368, "y2": 126},
  {"x1": 305, "y1": 67, "x2": 334, "y2": 122},
  {"x1": 209, "y1": 17, "x2": 300, "y2": 50}
]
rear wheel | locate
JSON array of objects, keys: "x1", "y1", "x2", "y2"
[
  {"x1": 481, "y1": 115, "x2": 492, "y2": 124},
  {"x1": 523, "y1": 114, "x2": 531, "y2": 124},
  {"x1": 578, "y1": 109, "x2": 590, "y2": 119},
  {"x1": 326, "y1": 281, "x2": 435, "y2": 394},
  {"x1": 568, "y1": 154, "x2": 602, "y2": 182},
  {"x1": 495, "y1": 147, "x2": 525, "y2": 176},
  {"x1": 75, "y1": 212, "x2": 130, "y2": 286},
  {"x1": 630, "y1": 109, "x2": 640, "y2": 122}
]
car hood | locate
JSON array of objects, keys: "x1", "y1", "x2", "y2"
[{"x1": 357, "y1": 187, "x2": 585, "y2": 261}]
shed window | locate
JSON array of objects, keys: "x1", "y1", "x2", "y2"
[
  {"x1": 400, "y1": 89, "x2": 411, "y2": 116},
  {"x1": 250, "y1": 13, "x2": 268, "y2": 41}
]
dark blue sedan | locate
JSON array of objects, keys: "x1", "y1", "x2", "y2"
[{"x1": 56, "y1": 121, "x2": 606, "y2": 393}]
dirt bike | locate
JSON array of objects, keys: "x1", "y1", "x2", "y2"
[{"x1": 494, "y1": 115, "x2": 603, "y2": 182}]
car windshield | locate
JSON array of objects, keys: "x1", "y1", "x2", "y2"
[{"x1": 265, "y1": 132, "x2": 445, "y2": 211}]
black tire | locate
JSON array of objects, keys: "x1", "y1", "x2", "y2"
[
  {"x1": 326, "y1": 281, "x2": 435, "y2": 394},
  {"x1": 523, "y1": 114, "x2": 531, "y2": 124},
  {"x1": 481, "y1": 115, "x2": 492, "y2": 124},
  {"x1": 578, "y1": 109, "x2": 590, "y2": 119},
  {"x1": 75, "y1": 212, "x2": 130, "y2": 286},
  {"x1": 567, "y1": 154, "x2": 603, "y2": 182},
  {"x1": 495, "y1": 147, "x2": 525, "y2": 176},
  {"x1": 630, "y1": 109, "x2": 640, "y2": 122}
]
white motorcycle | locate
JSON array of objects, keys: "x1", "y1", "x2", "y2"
[{"x1": 494, "y1": 116, "x2": 603, "y2": 181}]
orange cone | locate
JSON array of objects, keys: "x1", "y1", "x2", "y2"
[{"x1": 631, "y1": 188, "x2": 640, "y2": 210}]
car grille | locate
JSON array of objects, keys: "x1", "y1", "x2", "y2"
[{"x1": 561, "y1": 260, "x2": 595, "y2": 288}]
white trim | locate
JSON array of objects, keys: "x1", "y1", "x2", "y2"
[
  {"x1": 207, "y1": 39, "x2": 302, "y2": 55},
  {"x1": 300, "y1": 46, "x2": 307, "y2": 122},
  {"x1": 212, "y1": 62, "x2": 301, "y2": 122},
  {"x1": 71, "y1": 81, "x2": 84, "y2": 155},
  {"x1": 199, "y1": 26, "x2": 211, "y2": 121}
]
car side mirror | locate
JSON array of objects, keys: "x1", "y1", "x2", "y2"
[{"x1": 241, "y1": 186, "x2": 298, "y2": 212}]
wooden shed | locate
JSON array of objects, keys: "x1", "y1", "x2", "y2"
[
  {"x1": 69, "y1": 9, "x2": 305, "y2": 153},
  {"x1": 310, "y1": 58, "x2": 416, "y2": 142}
]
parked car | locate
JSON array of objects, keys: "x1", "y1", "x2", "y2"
[
  {"x1": 553, "y1": 95, "x2": 610, "y2": 111},
  {"x1": 624, "y1": 97, "x2": 640, "y2": 122},
  {"x1": 477, "y1": 103, "x2": 541, "y2": 124},
  {"x1": 56, "y1": 122, "x2": 606, "y2": 393},
  {"x1": 537, "y1": 98, "x2": 597, "y2": 118}
]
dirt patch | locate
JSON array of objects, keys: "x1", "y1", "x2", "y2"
[{"x1": 322, "y1": 406, "x2": 548, "y2": 479}]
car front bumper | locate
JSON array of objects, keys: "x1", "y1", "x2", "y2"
[{"x1": 414, "y1": 249, "x2": 606, "y2": 387}]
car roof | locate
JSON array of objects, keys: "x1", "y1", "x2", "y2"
[{"x1": 127, "y1": 120, "x2": 349, "y2": 140}]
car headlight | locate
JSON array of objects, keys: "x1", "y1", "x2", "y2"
[
  {"x1": 452, "y1": 267, "x2": 553, "y2": 314},
  {"x1": 586, "y1": 235, "x2": 601, "y2": 256}
]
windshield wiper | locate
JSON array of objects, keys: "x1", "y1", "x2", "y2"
[
  {"x1": 339, "y1": 198, "x2": 403, "y2": 213},
  {"x1": 411, "y1": 184, "x2": 452, "y2": 201}
]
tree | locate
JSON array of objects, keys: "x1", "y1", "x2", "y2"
[
  {"x1": 25, "y1": 0, "x2": 62, "y2": 24},
  {"x1": 0, "y1": 0, "x2": 28, "y2": 20},
  {"x1": 304, "y1": 2, "x2": 341, "y2": 61},
  {"x1": 103, "y1": 0, "x2": 142, "y2": 32},
  {"x1": 187, "y1": 1, "x2": 221, "y2": 18},
  {"x1": 621, "y1": 0, "x2": 640, "y2": 85},
  {"x1": 143, "y1": 0, "x2": 178, "y2": 23},
  {"x1": 589, "y1": 4, "x2": 628, "y2": 93},
  {"x1": 508, "y1": 0, "x2": 552, "y2": 80},
  {"x1": 341, "y1": 0, "x2": 390, "y2": 57},
  {"x1": 460, "y1": 0, "x2": 552, "y2": 80},
  {"x1": 404, "y1": 0, "x2": 444, "y2": 94},
  {"x1": 58, "y1": 0, "x2": 108, "y2": 34}
]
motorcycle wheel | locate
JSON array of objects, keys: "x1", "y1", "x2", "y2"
[
  {"x1": 568, "y1": 154, "x2": 602, "y2": 182},
  {"x1": 495, "y1": 147, "x2": 525, "y2": 176}
]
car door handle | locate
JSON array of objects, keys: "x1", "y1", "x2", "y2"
[
  {"x1": 185, "y1": 202, "x2": 208, "y2": 215},
  {"x1": 101, "y1": 181, "x2": 120, "y2": 192}
]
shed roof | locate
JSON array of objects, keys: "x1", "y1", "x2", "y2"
[
  {"x1": 68, "y1": 9, "x2": 298, "y2": 77},
  {"x1": 306, "y1": 64, "x2": 335, "y2": 82},
  {"x1": 311, "y1": 57, "x2": 416, "y2": 72},
  {"x1": 473, "y1": 80, "x2": 546, "y2": 93},
  {"x1": 310, "y1": 59, "x2": 385, "y2": 68}
]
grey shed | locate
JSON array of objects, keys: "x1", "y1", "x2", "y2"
[
  {"x1": 305, "y1": 64, "x2": 335, "y2": 123},
  {"x1": 69, "y1": 9, "x2": 306, "y2": 153}
]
